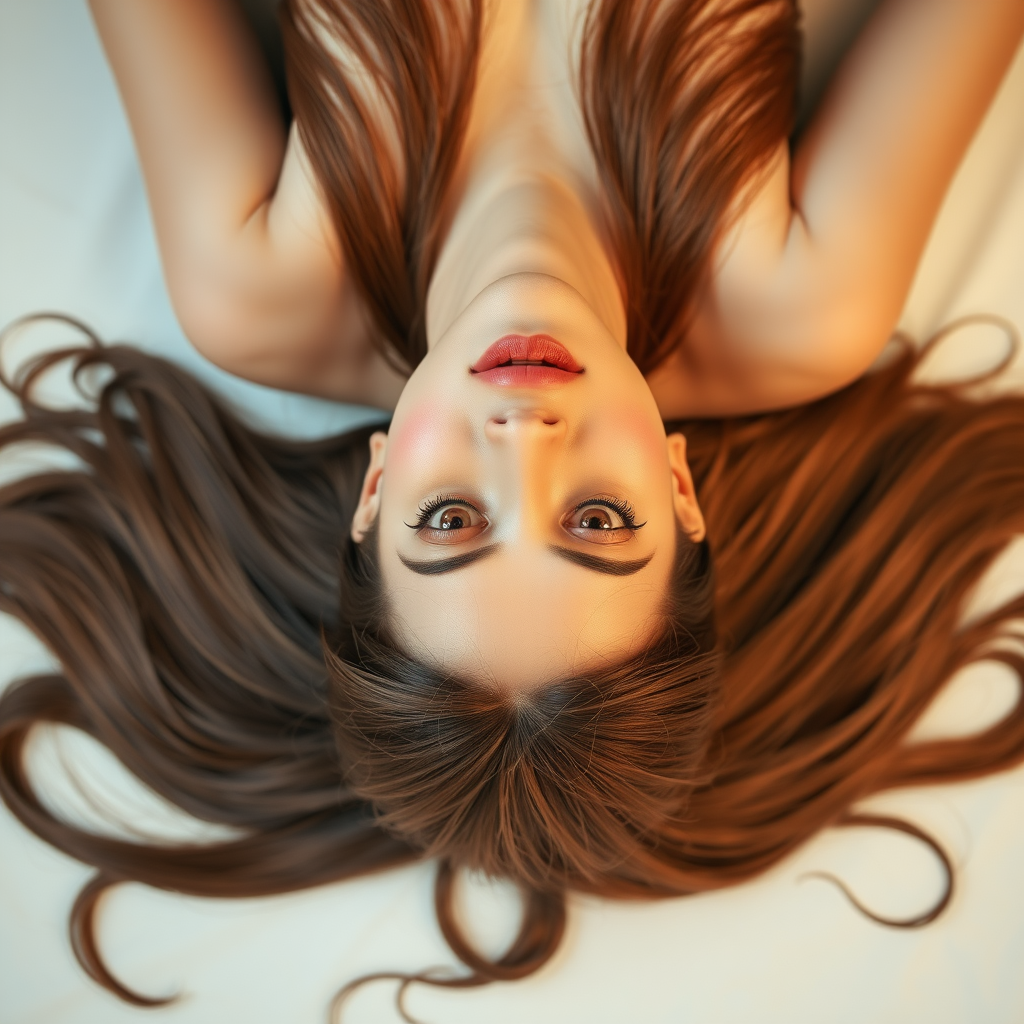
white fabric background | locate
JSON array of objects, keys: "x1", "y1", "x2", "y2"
[{"x1": 2, "y1": 2, "x2": 1024, "y2": 1022}]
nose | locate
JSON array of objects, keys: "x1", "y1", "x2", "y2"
[{"x1": 484, "y1": 412, "x2": 566, "y2": 539}]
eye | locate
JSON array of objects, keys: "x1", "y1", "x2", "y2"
[
  {"x1": 563, "y1": 498, "x2": 645, "y2": 544},
  {"x1": 407, "y1": 495, "x2": 489, "y2": 545}
]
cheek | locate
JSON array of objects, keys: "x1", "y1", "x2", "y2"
[
  {"x1": 387, "y1": 402, "x2": 454, "y2": 474},
  {"x1": 597, "y1": 405, "x2": 668, "y2": 470}
]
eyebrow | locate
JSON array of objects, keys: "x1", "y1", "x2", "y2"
[
  {"x1": 549, "y1": 546, "x2": 655, "y2": 576},
  {"x1": 398, "y1": 544, "x2": 502, "y2": 575},
  {"x1": 397, "y1": 543, "x2": 654, "y2": 577}
]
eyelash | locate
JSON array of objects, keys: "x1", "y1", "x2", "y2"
[
  {"x1": 408, "y1": 493, "x2": 483, "y2": 529},
  {"x1": 570, "y1": 496, "x2": 645, "y2": 530},
  {"x1": 408, "y1": 495, "x2": 644, "y2": 530}
]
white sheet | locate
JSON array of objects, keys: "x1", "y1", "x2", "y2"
[{"x1": 3, "y1": 3, "x2": 1024, "y2": 1022}]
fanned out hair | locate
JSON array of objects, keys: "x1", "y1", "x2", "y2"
[
  {"x1": 674, "y1": 321, "x2": 1024, "y2": 893},
  {"x1": 4, "y1": 0, "x2": 1024, "y2": 1020},
  {"x1": 0, "y1": 327, "x2": 716, "y2": 1014},
  {"x1": 581, "y1": 0, "x2": 800, "y2": 376},
  {"x1": 280, "y1": 0, "x2": 484, "y2": 374},
  {"x1": 4, "y1": 314, "x2": 1024, "y2": 1018}
]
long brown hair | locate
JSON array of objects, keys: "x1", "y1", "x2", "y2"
[
  {"x1": 581, "y1": 0, "x2": 799, "y2": 375},
  {"x1": 4, "y1": 0, "x2": 1024, "y2": 1018},
  {"x1": 280, "y1": 0, "x2": 483, "y2": 374}
]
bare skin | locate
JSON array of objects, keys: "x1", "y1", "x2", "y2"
[{"x1": 88, "y1": 0, "x2": 1024, "y2": 688}]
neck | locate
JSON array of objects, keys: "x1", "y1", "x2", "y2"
[{"x1": 424, "y1": 0, "x2": 625, "y2": 351}]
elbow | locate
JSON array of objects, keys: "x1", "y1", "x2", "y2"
[
  {"x1": 820, "y1": 296, "x2": 904, "y2": 381},
  {"x1": 165, "y1": 268, "x2": 265, "y2": 378},
  {"x1": 791, "y1": 304, "x2": 903, "y2": 400}
]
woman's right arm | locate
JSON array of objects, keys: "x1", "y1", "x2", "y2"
[{"x1": 88, "y1": 0, "x2": 403, "y2": 405}]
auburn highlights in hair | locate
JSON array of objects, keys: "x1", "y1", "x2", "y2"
[{"x1": 3, "y1": 0, "x2": 1024, "y2": 1019}]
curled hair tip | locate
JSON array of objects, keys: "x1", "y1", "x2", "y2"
[
  {"x1": 0, "y1": 311, "x2": 103, "y2": 398},
  {"x1": 69, "y1": 872, "x2": 181, "y2": 1007},
  {"x1": 916, "y1": 313, "x2": 1021, "y2": 388},
  {"x1": 799, "y1": 813, "x2": 954, "y2": 929},
  {"x1": 330, "y1": 968, "x2": 458, "y2": 1024},
  {"x1": 797, "y1": 870, "x2": 949, "y2": 930}
]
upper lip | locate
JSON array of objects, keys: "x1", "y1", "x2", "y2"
[{"x1": 471, "y1": 335, "x2": 584, "y2": 374}]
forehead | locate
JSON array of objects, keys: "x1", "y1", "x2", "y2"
[{"x1": 381, "y1": 543, "x2": 673, "y2": 690}]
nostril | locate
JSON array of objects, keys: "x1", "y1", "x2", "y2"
[{"x1": 487, "y1": 414, "x2": 563, "y2": 430}]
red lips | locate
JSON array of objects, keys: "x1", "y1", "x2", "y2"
[{"x1": 470, "y1": 335, "x2": 583, "y2": 385}]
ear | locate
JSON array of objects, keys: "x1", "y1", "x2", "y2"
[
  {"x1": 666, "y1": 433, "x2": 706, "y2": 542},
  {"x1": 350, "y1": 431, "x2": 388, "y2": 543}
]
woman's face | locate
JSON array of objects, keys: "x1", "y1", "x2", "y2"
[{"x1": 352, "y1": 274, "x2": 704, "y2": 691}]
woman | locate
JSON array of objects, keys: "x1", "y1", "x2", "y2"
[
  {"x1": 2, "y1": 0, "x2": 1024, "y2": 1018},
  {"x1": 79, "y1": 0, "x2": 1023, "y2": 688}
]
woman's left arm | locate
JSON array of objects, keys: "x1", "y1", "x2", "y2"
[{"x1": 651, "y1": 0, "x2": 1024, "y2": 418}]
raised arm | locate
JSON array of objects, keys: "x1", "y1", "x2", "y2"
[
  {"x1": 87, "y1": 0, "x2": 403, "y2": 406},
  {"x1": 650, "y1": 0, "x2": 1024, "y2": 418}
]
